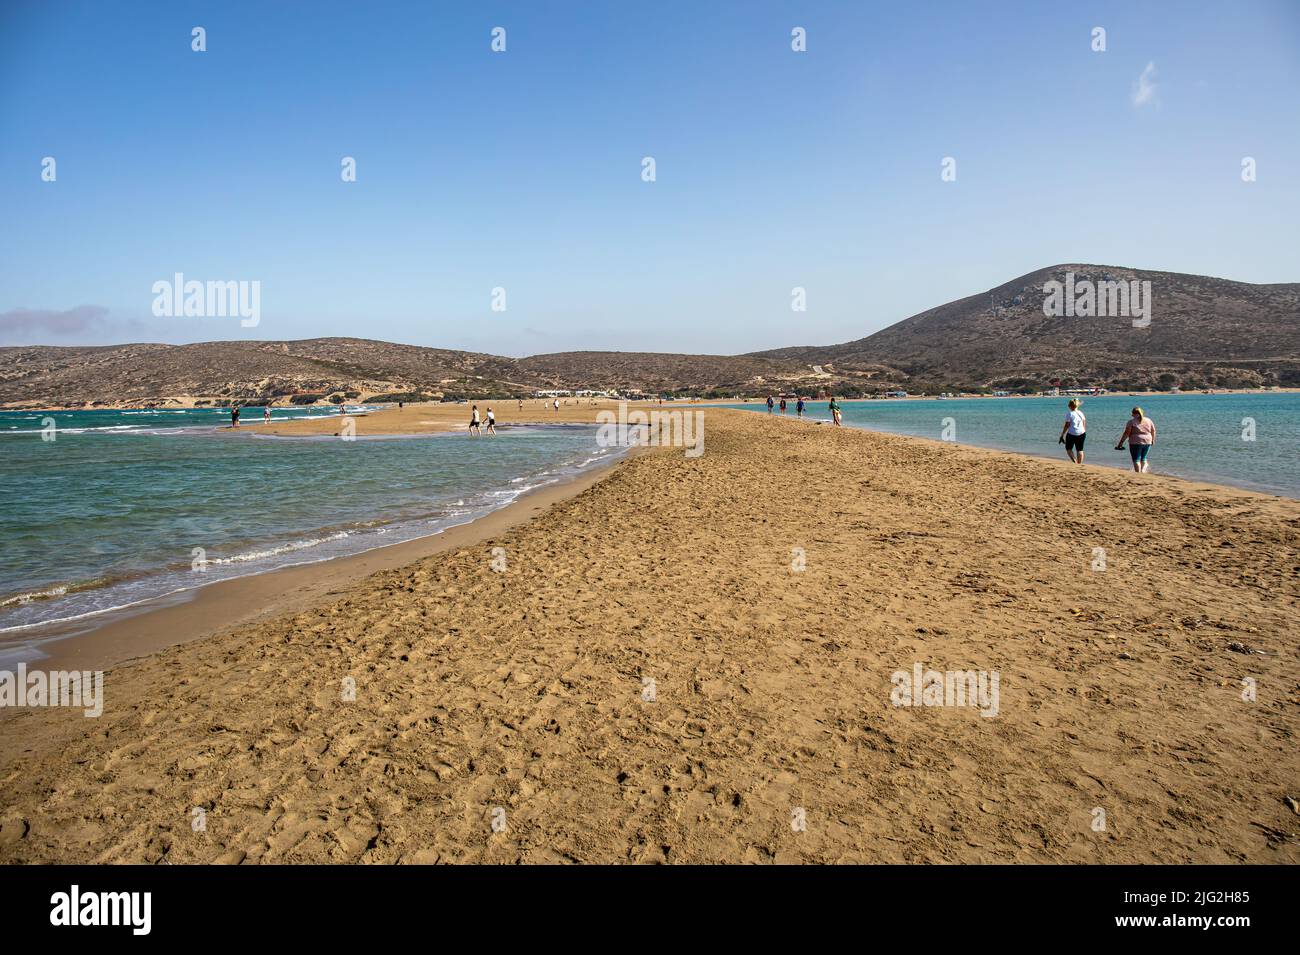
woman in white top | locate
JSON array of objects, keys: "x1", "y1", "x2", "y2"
[
  {"x1": 1057, "y1": 399, "x2": 1087, "y2": 464},
  {"x1": 485, "y1": 407, "x2": 496, "y2": 435},
  {"x1": 469, "y1": 404, "x2": 481, "y2": 436}
]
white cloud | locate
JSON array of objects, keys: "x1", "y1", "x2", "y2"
[{"x1": 1132, "y1": 61, "x2": 1159, "y2": 108}]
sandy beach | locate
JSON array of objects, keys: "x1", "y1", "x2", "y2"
[
  {"x1": 1, "y1": 408, "x2": 1297, "y2": 863},
  {"x1": 248, "y1": 399, "x2": 632, "y2": 437},
  {"x1": 8, "y1": 458, "x2": 627, "y2": 674}
]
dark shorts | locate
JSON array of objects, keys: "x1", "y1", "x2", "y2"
[
  {"x1": 1129, "y1": 443, "x2": 1151, "y2": 463},
  {"x1": 1065, "y1": 432, "x2": 1086, "y2": 451}
]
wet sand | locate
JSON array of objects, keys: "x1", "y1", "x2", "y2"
[
  {"x1": 0, "y1": 409, "x2": 1296, "y2": 863},
  {"x1": 9, "y1": 459, "x2": 626, "y2": 674}
]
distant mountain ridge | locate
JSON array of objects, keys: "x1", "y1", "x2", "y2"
[
  {"x1": 751, "y1": 264, "x2": 1300, "y2": 393},
  {"x1": 2, "y1": 265, "x2": 1297, "y2": 407},
  {"x1": 0, "y1": 340, "x2": 812, "y2": 407}
]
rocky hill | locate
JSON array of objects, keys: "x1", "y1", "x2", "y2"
[
  {"x1": 0, "y1": 339, "x2": 819, "y2": 407},
  {"x1": 3, "y1": 265, "x2": 1297, "y2": 406},
  {"x1": 752, "y1": 265, "x2": 1300, "y2": 392}
]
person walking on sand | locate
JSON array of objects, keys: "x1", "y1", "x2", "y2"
[
  {"x1": 469, "y1": 404, "x2": 481, "y2": 436},
  {"x1": 766, "y1": 395, "x2": 774, "y2": 413},
  {"x1": 553, "y1": 397, "x2": 560, "y2": 413},
  {"x1": 796, "y1": 396, "x2": 805, "y2": 418},
  {"x1": 1115, "y1": 406, "x2": 1156, "y2": 473},
  {"x1": 829, "y1": 396, "x2": 842, "y2": 426},
  {"x1": 231, "y1": 405, "x2": 240, "y2": 428},
  {"x1": 485, "y1": 407, "x2": 496, "y2": 435},
  {"x1": 1058, "y1": 398, "x2": 1087, "y2": 464},
  {"x1": 263, "y1": 405, "x2": 271, "y2": 423}
]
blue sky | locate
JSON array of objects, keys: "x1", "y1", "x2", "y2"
[{"x1": 1, "y1": 0, "x2": 1297, "y2": 355}]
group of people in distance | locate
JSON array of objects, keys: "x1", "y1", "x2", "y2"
[
  {"x1": 765, "y1": 393, "x2": 1157, "y2": 474},
  {"x1": 766, "y1": 394, "x2": 843, "y2": 426},
  {"x1": 469, "y1": 396, "x2": 572, "y2": 435},
  {"x1": 233, "y1": 393, "x2": 1157, "y2": 473},
  {"x1": 1057, "y1": 400, "x2": 1157, "y2": 473},
  {"x1": 468, "y1": 404, "x2": 496, "y2": 436},
  {"x1": 228, "y1": 405, "x2": 274, "y2": 428}
]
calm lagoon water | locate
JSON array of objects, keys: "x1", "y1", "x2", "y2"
[
  {"x1": 0, "y1": 406, "x2": 617, "y2": 648},
  {"x1": 724, "y1": 393, "x2": 1300, "y2": 498}
]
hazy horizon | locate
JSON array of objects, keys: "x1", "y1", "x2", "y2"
[
  {"x1": 3, "y1": 0, "x2": 1298, "y2": 355},
  {"x1": 3, "y1": 257, "x2": 1298, "y2": 358}
]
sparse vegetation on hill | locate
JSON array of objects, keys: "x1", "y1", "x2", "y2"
[
  {"x1": 2, "y1": 266, "x2": 1296, "y2": 407},
  {"x1": 751, "y1": 265, "x2": 1300, "y2": 393}
]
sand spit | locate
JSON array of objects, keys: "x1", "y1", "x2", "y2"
[
  {"x1": 0, "y1": 410, "x2": 1296, "y2": 863},
  {"x1": 251, "y1": 399, "x2": 632, "y2": 437}
]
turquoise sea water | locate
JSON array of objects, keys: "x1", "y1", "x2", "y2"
[
  {"x1": 0, "y1": 407, "x2": 618, "y2": 654},
  {"x1": 724, "y1": 393, "x2": 1300, "y2": 498}
]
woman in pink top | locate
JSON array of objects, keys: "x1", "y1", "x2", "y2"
[{"x1": 1115, "y1": 406, "x2": 1156, "y2": 473}]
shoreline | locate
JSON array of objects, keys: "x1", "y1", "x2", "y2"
[
  {"x1": 3, "y1": 453, "x2": 627, "y2": 674},
  {"x1": 9, "y1": 406, "x2": 1298, "y2": 669},
  {"x1": 728, "y1": 407, "x2": 1300, "y2": 501},
  {"x1": 2, "y1": 408, "x2": 1296, "y2": 863},
  {"x1": 707, "y1": 387, "x2": 1300, "y2": 405},
  {"x1": 4, "y1": 399, "x2": 1294, "y2": 668},
  {"x1": 0, "y1": 405, "x2": 628, "y2": 654},
  {"x1": 6, "y1": 386, "x2": 1299, "y2": 414}
]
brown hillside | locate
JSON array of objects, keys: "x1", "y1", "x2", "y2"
[{"x1": 752, "y1": 265, "x2": 1300, "y2": 391}]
